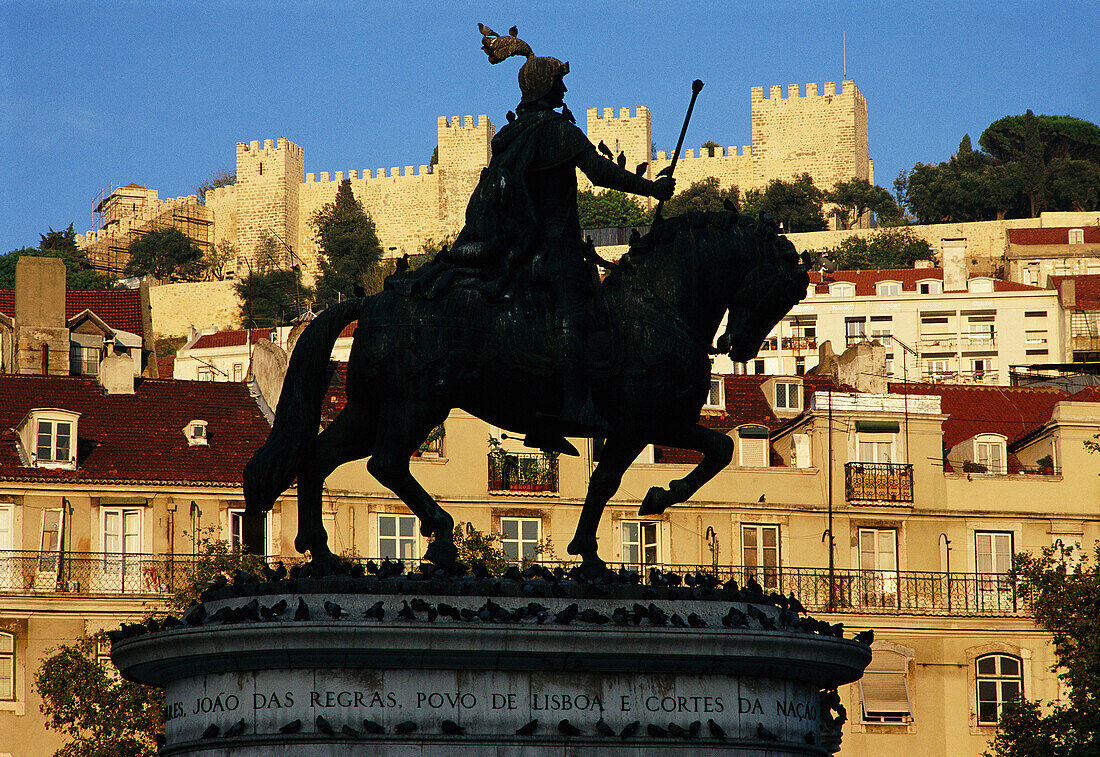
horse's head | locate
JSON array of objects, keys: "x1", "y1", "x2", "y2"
[{"x1": 718, "y1": 215, "x2": 810, "y2": 363}]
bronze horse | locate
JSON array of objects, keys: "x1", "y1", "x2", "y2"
[{"x1": 244, "y1": 211, "x2": 809, "y2": 569}]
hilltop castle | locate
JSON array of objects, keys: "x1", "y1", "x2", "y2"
[{"x1": 82, "y1": 81, "x2": 871, "y2": 276}]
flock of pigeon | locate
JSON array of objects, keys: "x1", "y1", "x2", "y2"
[{"x1": 113, "y1": 558, "x2": 870, "y2": 745}]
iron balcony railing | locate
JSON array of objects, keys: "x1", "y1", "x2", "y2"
[
  {"x1": 781, "y1": 336, "x2": 817, "y2": 351},
  {"x1": 846, "y1": 462, "x2": 914, "y2": 503},
  {"x1": 488, "y1": 452, "x2": 559, "y2": 493},
  {"x1": 0, "y1": 551, "x2": 199, "y2": 595}
]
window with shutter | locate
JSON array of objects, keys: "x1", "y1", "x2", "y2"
[
  {"x1": 737, "y1": 426, "x2": 769, "y2": 467},
  {"x1": 860, "y1": 648, "x2": 910, "y2": 722}
]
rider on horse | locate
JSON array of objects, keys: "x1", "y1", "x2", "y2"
[{"x1": 448, "y1": 26, "x2": 675, "y2": 445}]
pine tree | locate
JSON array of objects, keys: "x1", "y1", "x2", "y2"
[{"x1": 311, "y1": 179, "x2": 383, "y2": 307}]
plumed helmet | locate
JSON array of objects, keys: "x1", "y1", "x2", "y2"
[{"x1": 478, "y1": 24, "x2": 569, "y2": 104}]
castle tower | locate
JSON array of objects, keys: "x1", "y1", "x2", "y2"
[
  {"x1": 585, "y1": 107, "x2": 653, "y2": 181},
  {"x1": 234, "y1": 138, "x2": 304, "y2": 270},
  {"x1": 750, "y1": 81, "x2": 869, "y2": 193},
  {"x1": 436, "y1": 116, "x2": 495, "y2": 234}
]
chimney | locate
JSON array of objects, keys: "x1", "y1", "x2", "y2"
[
  {"x1": 1060, "y1": 278, "x2": 1076, "y2": 309},
  {"x1": 837, "y1": 340, "x2": 887, "y2": 394},
  {"x1": 99, "y1": 348, "x2": 135, "y2": 394},
  {"x1": 941, "y1": 238, "x2": 967, "y2": 291},
  {"x1": 14, "y1": 257, "x2": 68, "y2": 374}
]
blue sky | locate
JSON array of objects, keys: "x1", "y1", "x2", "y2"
[{"x1": 0, "y1": 0, "x2": 1096, "y2": 252}]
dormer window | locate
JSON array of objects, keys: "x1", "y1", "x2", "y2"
[
  {"x1": 876, "y1": 281, "x2": 901, "y2": 296},
  {"x1": 968, "y1": 278, "x2": 995, "y2": 293},
  {"x1": 918, "y1": 280, "x2": 942, "y2": 295},
  {"x1": 831, "y1": 282, "x2": 855, "y2": 297},
  {"x1": 704, "y1": 377, "x2": 724, "y2": 410},
  {"x1": 975, "y1": 434, "x2": 1006, "y2": 474},
  {"x1": 1068, "y1": 228, "x2": 1084, "y2": 245},
  {"x1": 16, "y1": 409, "x2": 80, "y2": 469},
  {"x1": 775, "y1": 380, "x2": 802, "y2": 411},
  {"x1": 737, "y1": 425, "x2": 770, "y2": 467},
  {"x1": 185, "y1": 420, "x2": 208, "y2": 446}
]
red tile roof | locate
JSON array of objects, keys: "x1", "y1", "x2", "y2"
[
  {"x1": 809, "y1": 269, "x2": 1042, "y2": 295},
  {"x1": 0, "y1": 288, "x2": 145, "y2": 338},
  {"x1": 889, "y1": 382, "x2": 1092, "y2": 450},
  {"x1": 1008, "y1": 226, "x2": 1100, "y2": 245},
  {"x1": 1048, "y1": 274, "x2": 1100, "y2": 311},
  {"x1": 0, "y1": 374, "x2": 271, "y2": 485}
]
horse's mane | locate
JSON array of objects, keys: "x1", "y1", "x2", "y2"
[{"x1": 604, "y1": 210, "x2": 773, "y2": 292}]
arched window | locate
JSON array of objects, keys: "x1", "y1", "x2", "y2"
[
  {"x1": 976, "y1": 654, "x2": 1023, "y2": 724},
  {"x1": 0, "y1": 630, "x2": 14, "y2": 700}
]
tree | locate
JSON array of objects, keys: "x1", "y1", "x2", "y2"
[
  {"x1": 826, "y1": 178, "x2": 903, "y2": 229},
  {"x1": 0, "y1": 225, "x2": 111, "y2": 289},
  {"x1": 813, "y1": 227, "x2": 935, "y2": 270},
  {"x1": 311, "y1": 179, "x2": 383, "y2": 309},
  {"x1": 200, "y1": 239, "x2": 237, "y2": 281},
  {"x1": 196, "y1": 169, "x2": 236, "y2": 205},
  {"x1": 745, "y1": 173, "x2": 827, "y2": 232},
  {"x1": 35, "y1": 634, "x2": 162, "y2": 757},
  {"x1": 34, "y1": 531, "x2": 268, "y2": 757},
  {"x1": 987, "y1": 541, "x2": 1100, "y2": 757},
  {"x1": 577, "y1": 189, "x2": 652, "y2": 228},
  {"x1": 662, "y1": 177, "x2": 740, "y2": 218},
  {"x1": 124, "y1": 228, "x2": 204, "y2": 282},
  {"x1": 700, "y1": 140, "x2": 721, "y2": 157},
  {"x1": 236, "y1": 267, "x2": 311, "y2": 328}
]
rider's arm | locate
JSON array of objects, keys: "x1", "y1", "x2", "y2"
[{"x1": 577, "y1": 147, "x2": 674, "y2": 200}]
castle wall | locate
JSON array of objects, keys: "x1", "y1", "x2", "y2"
[
  {"x1": 234, "y1": 138, "x2": 304, "y2": 270},
  {"x1": 148, "y1": 280, "x2": 241, "y2": 338},
  {"x1": 750, "y1": 81, "x2": 868, "y2": 191},
  {"x1": 204, "y1": 183, "x2": 237, "y2": 251}
]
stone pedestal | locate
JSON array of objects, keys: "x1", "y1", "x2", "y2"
[{"x1": 113, "y1": 575, "x2": 869, "y2": 756}]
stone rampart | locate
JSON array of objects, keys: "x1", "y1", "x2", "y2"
[{"x1": 149, "y1": 280, "x2": 241, "y2": 338}]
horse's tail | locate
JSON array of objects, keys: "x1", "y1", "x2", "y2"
[{"x1": 244, "y1": 299, "x2": 362, "y2": 514}]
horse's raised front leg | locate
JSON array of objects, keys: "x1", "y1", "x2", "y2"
[
  {"x1": 567, "y1": 437, "x2": 646, "y2": 571},
  {"x1": 294, "y1": 400, "x2": 376, "y2": 561},
  {"x1": 638, "y1": 424, "x2": 733, "y2": 516},
  {"x1": 366, "y1": 403, "x2": 456, "y2": 567}
]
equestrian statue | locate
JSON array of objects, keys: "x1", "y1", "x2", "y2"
[{"x1": 244, "y1": 25, "x2": 811, "y2": 571}]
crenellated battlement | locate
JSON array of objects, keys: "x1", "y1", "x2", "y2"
[
  {"x1": 236, "y1": 137, "x2": 304, "y2": 158},
  {"x1": 304, "y1": 165, "x2": 435, "y2": 184},
  {"x1": 654, "y1": 145, "x2": 752, "y2": 161},
  {"x1": 437, "y1": 115, "x2": 492, "y2": 133},
  {"x1": 751, "y1": 80, "x2": 864, "y2": 102}
]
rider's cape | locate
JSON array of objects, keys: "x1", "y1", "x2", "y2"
[{"x1": 387, "y1": 108, "x2": 590, "y2": 302}]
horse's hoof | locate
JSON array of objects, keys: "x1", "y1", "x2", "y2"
[
  {"x1": 566, "y1": 537, "x2": 598, "y2": 557},
  {"x1": 424, "y1": 538, "x2": 457, "y2": 568},
  {"x1": 638, "y1": 486, "x2": 671, "y2": 516},
  {"x1": 578, "y1": 554, "x2": 607, "y2": 577}
]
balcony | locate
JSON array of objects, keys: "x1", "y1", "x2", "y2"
[
  {"x1": 488, "y1": 452, "x2": 559, "y2": 494},
  {"x1": 782, "y1": 336, "x2": 817, "y2": 351},
  {"x1": 0, "y1": 551, "x2": 199, "y2": 595},
  {"x1": 759, "y1": 337, "x2": 777, "y2": 351},
  {"x1": 845, "y1": 462, "x2": 914, "y2": 503}
]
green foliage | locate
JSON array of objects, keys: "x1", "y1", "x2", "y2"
[
  {"x1": 825, "y1": 178, "x2": 903, "y2": 229},
  {"x1": 168, "y1": 528, "x2": 269, "y2": 612},
  {"x1": 35, "y1": 634, "x2": 162, "y2": 757},
  {"x1": 700, "y1": 140, "x2": 721, "y2": 157},
  {"x1": 987, "y1": 542, "x2": 1100, "y2": 757},
  {"x1": 577, "y1": 189, "x2": 652, "y2": 228},
  {"x1": 812, "y1": 227, "x2": 935, "y2": 271},
  {"x1": 201, "y1": 239, "x2": 237, "y2": 281},
  {"x1": 453, "y1": 522, "x2": 511, "y2": 576},
  {"x1": 907, "y1": 113, "x2": 1100, "y2": 222},
  {"x1": 312, "y1": 179, "x2": 383, "y2": 308},
  {"x1": 662, "y1": 177, "x2": 739, "y2": 218},
  {"x1": 236, "y1": 267, "x2": 312, "y2": 328},
  {"x1": 124, "y1": 228, "x2": 204, "y2": 282},
  {"x1": 743, "y1": 173, "x2": 827, "y2": 232},
  {"x1": 154, "y1": 336, "x2": 186, "y2": 357},
  {"x1": 196, "y1": 169, "x2": 236, "y2": 205},
  {"x1": 0, "y1": 224, "x2": 111, "y2": 289}
]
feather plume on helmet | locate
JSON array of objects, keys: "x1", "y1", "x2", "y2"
[{"x1": 478, "y1": 24, "x2": 569, "y2": 104}]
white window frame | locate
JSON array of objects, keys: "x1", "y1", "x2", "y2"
[
  {"x1": 860, "y1": 647, "x2": 911, "y2": 723},
  {"x1": 774, "y1": 381, "x2": 801, "y2": 411},
  {"x1": 704, "y1": 377, "x2": 724, "y2": 409},
  {"x1": 621, "y1": 521, "x2": 660, "y2": 570},
  {"x1": 975, "y1": 531, "x2": 1015, "y2": 611},
  {"x1": 918, "y1": 280, "x2": 942, "y2": 295},
  {"x1": 975, "y1": 654, "x2": 1023, "y2": 725},
  {"x1": 926, "y1": 359, "x2": 950, "y2": 379},
  {"x1": 100, "y1": 506, "x2": 145, "y2": 592},
  {"x1": 232, "y1": 363, "x2": 244, "y2": 382},
  {"x1": 35, "y1": 419, "x2": 73, "y2": 467},
  {"x1": 196, "y1": 367, "x2": 214, "y2": 381},
  {"x1": 1068, "y1": 228, "x2": 1084, "y2": 245},
  {"x1": 0, "y1": 631, "x2": 14, "y2": 701},
  {"x1": 859, "y1": 528, "x2": 899, "y2": 607},
  {"x1": 95, "y1": 637, "x2": 118, "y2": 681},
  {"x1": 876, "y1": 281, "x2": 901, "y2": 296},
  {"x1": 857, "y1": 433, "x2": 896, "y2": 464},
  {"x1": 741, "y1": 524, "x2": 780, "y2": 590},
  {"x1": 228, "y1": 508, "x2": 272, "y2": 556},
  {"x1": 0, "y1": 504, "x2": 12, "y2": 552},
  {"x1": 377, "y1": 513, "x2": 419, "y2": 560},
  {"x1": 500, "y1": 517, "x2": 541, "y2": 562},
  {"x1": 975, "y1": 435, "x2": 1007, "y2": 474},
  {"x1": 831, "y1": 282, "x2": 855, "y2": 296}
]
